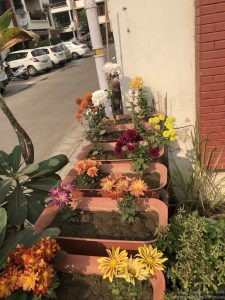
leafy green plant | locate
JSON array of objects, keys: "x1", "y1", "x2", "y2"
[
  {"x1": 127, "y1": 144, "x2": 150, "y2": 176},
  {"x1": 171, "y1": 128, "x2": 225, "y2": 216},
  {"x1": 0, "y1": 145, "x2": 68, "y2": 226},
  {"x1": 155, "y1": 209, "x2": 225, "y2": 297},
  {"x1": 117, "y1": 194, "x2": 139, "y2": 224},
  {"x1": 109, "y1": 279, "x2": 142, "y2": 300}
]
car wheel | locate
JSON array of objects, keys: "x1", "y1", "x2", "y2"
[
  {"x1": 27, "y1": 66, "x2": 38, "y2": 76},
  {"x1": 44, "y1": 68, "x2": 51, "y2": 73},
  {"x1": 72, "y1": 52, "x2": 80, "y2": 60}
]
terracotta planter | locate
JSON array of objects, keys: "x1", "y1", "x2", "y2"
[
  {"x1": 70, "y1": 162, "x2": 167, "y2": 198},
  {"x1": 55, "y1": 238, "x2": 166, "y2": 300},
  {"x1": 34, "y1": 197, "x2": 168, "y2": 235},
  {"x1": 104, "y1": 112, "x2": 164, "y2": 132},
  {"x1": 77, "y1": 142, "x2": 164, "y2": 163}
]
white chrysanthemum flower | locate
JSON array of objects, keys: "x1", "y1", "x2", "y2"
[
  {"x1": 103, "y1": 62, "x2": 121, "y2": 77},
  {"x1": 92, "y1": 90, "x2": 108, "y2": 107}
]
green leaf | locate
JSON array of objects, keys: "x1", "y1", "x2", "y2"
[
  {"x1": 0, "y1": 9, "x2": 13, "y2": 30},
  {"x1": 99, "y1": 129, "x2": 106, "y2": 135},
  {"x1": 26, "y1": 193, "x2": 45, "y2": 224},
  {"x1": 26, "y1": 175, "x2": 61, "y2": 192},
  {"x1": 20, "y1": 155, "x2": 68, "y2": 178},
  {"x1": 5, "y1": 290, "x2": 27, "y2": 300},
  {"x1": 7, "y1": 186, "x2": 27, "y2": 225},
  {"x1": 0, "y1": 178, "x2": 13, "y2": 204},
  {"x1": 9, "y1": 145, "x2": 22, "y2": 172},
  {"x1": 53, "y1": 250, "x2": 67, "y2": 264},
  {"x1": 0, "y1": 207, "x2": 7, "y2": 247},
  {"x1": 0, "y1": 150, "x2": 11, "y2": 174}
]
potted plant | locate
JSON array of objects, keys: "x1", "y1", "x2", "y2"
[{"x1": 55, "y1": 242, "x2": 167, "y2": 300}]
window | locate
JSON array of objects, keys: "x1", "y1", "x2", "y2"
[
  {"x1": 97, "y1": 2, "x2": 105, "y2": 16},
  {"x1": 6, "y1": 52, "x2": 28, "y2": 61},
  {"x1": 40, "y1": 49, "x2": 50, "y2": 54},
  {"x1": 16, "y1": 52, "x2": 28, "y2": 59},
  {"x1": 5, "y1": 54, "x2": 17, "y2": 62},
  {"x1": 31, "y1": 49, "x2": 45, "y2": 57},
  {"x1": 50, "y1": 46, "x2": 62, "y2": 53}
]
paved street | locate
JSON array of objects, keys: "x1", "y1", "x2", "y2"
[{"x1": 0, "y1": 53, "x2": 100, "y2": 163}]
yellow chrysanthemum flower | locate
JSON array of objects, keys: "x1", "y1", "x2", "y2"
[
  {"x1": 170, "y1": 136, "x2": 177, "y2": 142},
  {"x1": 166, "y1": 116, "x2": 176, "y2": 123},
  {"x1": 165, "y1": 122, "x2": 173, "y2": 130},
  {"x1": 19, "y1": 269, "x2": 39, "y2": 291},
  {"x1": 163, "y1": 131, "x2": 170, "y2": 138},
  {"x1": 117, "y1": 256, "x2": 150, "y2": 286},
  {"x1": 154, "y1": 125, "x2": 161, "y2": 130},
  {"x1": 168, "y1": 129, "x2": 176, "y2": 136},
  {"x1": 130, "y1": 77, "x2": 144, "y2": 90},
  {"x1": 98, "y1": 247, "x2": 128, "y2": 282},
  {"x1": 149, "y1": 118, "x2": 154, "y2": 123},
  {"x1": 129, "y1": 179, "x2": 148, "y2": 197},
  {"x1": 159, "y1": 115, "x2": 165, "y2": 121},
  {"x1": 153, "y1": 117, "x2": 160, "y2": 124},
  {"x1": 135, "y1": 245, "x2": 168, "y2": 275}
]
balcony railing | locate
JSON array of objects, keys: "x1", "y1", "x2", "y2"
[
  {"x1": 29, "y1": 10, "x2": 47, "y2": 20},
  {"x1": 51, "y1": 1, "x2": 67, "y2": 7},
  {"x1": 55, "y1": 22, "x2": 70, "y2": 28}
]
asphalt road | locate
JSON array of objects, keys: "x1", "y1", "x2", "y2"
[{"x1": 0, "y1": 53, "x2": 101, "y2": 163}]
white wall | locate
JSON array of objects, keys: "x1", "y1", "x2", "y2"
[{"x1": 108, "y1": 0, "x2": 196, "y2": 126}]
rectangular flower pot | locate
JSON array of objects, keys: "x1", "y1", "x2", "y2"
[
  {"x1": 77, "y1": 142, "x2": 164, "y2": 163},
  {"x1": 70, "y1": 162, "x2": 167, "y2": 199},
  {"x1": 54, "y1": 238, "x2": 166, "y2": 300}
]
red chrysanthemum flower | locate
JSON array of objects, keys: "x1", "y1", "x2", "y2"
[{"x1": 148, "y1": 147, "x2": 159, "y2": 157}]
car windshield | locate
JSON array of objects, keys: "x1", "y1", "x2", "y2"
[
  {"x1": 51, "y1": 46, "x2": 62, "y2": 53},
  {"x1": 60, "y1": 44, "x2": 67, "y2": 50},
  {"x1": 31, "y1": 49, "x2": 46, "y2": 57},
  {"x1": 72, "y1": 41, "x2": 81, "y2": 46}
]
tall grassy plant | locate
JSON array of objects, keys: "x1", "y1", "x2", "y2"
[{"x1": 171, "y1": 128, "x2": 225, "y2": 216}]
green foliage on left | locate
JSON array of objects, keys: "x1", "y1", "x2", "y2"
[{"x1": 0, "y1": 145, "x2": 68, "y2": 226}]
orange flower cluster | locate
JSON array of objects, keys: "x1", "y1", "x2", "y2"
[
  {"x1": 101, "y1": 173, "x2": 148, "y2": 199},
  {"x1": 75, "y1": 159, "x2": 102, "y2": 177},
  {"x1": 75, "y1": 92, "x2": 92, "y2": 121},
  {"x1": 0, "y1": 237, "x2": 60, "y2": 298}
]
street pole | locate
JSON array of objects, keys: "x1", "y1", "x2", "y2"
[{"x1": 84, "y1": 0, "x2": 107, "y2": 91}]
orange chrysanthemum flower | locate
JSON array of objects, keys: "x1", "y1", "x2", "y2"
[
  {"x1": 76, "y1": 98, "x2": 82, "y2": 105},
  {"x1": 87, "y1": 166, "x2": 98, "y2": 177},
  {"x1": 117, "y1": 179, "x2": 129, "y2": 191},
  {"x1": 0, "y1": 277, "x2": 11, "y2": 298},
  {"x1": 101, "y1": 178, "x2": 115, "y2": 191},
  {"x1": 7, "y1": 267, "x2": 21, "y2": 291},
  {"x1": 75, "y1": 160, "x2": 87, "y2": 175},
  {"x1": 129, "y1": 179, "x2": 148, "y2": 197},
  {"x1": 34, "y1": 283, "x2": 48, "y2": 296},
  {"x1": 78, "y1": 107, "x2": 84, "y2": 114},
  {"x1": 80, "y1": 99, "x2": 89, "y2": 109},
  {"x1": 84, "y1": 92, "x2": 92, "y2": 102},
  {"x1": 76, "y1": 113, "x2": 81, "y2": 121},
  {"x1": 39, "y1": 264, "x2": 55, "y2": 285},
  {"x1": 34, "y1": 237, "x2": 60, "y2": 262},
  {"x1": 19, "y1": 269, "x2": 39, "y2": 291}
]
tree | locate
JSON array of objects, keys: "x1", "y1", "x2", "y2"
[
  {"x1": 0, "y1": 9, "x2": 39, "y2": 164},
  {"x1": 78, "y1": 9, "x2": 89, "y2": 34}
]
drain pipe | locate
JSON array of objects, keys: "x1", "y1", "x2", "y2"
[{"x1": 84, "y1": 0, "x2": 107, "y2": 91}]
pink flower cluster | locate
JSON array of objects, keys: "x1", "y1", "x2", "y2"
[
  {"x1": 115, "y1": 129, "x2": 143, "y2": 157},
  {"x1": 49, "y1": 183, "x2": 75, "y2": 207}
]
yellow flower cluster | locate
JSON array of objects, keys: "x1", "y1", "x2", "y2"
[
  {"x1": 149, "y1": 115, "x2": 177, "y2": 142},
  {"x1": 129, "y1": 77, "x2": 144, "y2": 90},
  {"x1": 97, "y1": 245, "x2": 167, "y2": 285}
]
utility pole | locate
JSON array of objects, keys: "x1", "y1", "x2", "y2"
[{"x1": 84, "y1": 0, "x2": 107, "y2": 91}]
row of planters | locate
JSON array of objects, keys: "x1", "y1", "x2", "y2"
[
  {"x1": 34, "y1": 73, "x2": 177, "y2": 299},
  {"x1": 0, "y1": 64, "x2": 224, "y2": 299}
]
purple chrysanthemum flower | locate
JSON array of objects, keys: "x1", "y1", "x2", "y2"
[
  {"x1": 63, "y1": 183, "x2": 75, "y2": 194},
  {"x1": 122, "y1": 129, "x2": 143, "y2": 143},
  {"x1": 49, "y1": 186, "x2": 62, "y2": 197},
  {"x1": 52, "y1": 191, "x2": 70, "y2": 207},
  {"x1": 127, "y1": 143, "x2": 137, "y2": 152}
]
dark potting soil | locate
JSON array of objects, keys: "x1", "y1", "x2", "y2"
[
  {"x1": 50, "y1": 210, "x2": 159, "y2": 241},
  {"x1": 73, "y1": 173, "x2": 161, "y2": 190},
  {"x1": 88, "y1": 150, "x2": 128, "y2": 161},
  {"x1": 101, "y1": 131, "x2": 124, "y2": 141},
  {"x1": 56, "y1": 272, "x2": 153, "y2": 300}
]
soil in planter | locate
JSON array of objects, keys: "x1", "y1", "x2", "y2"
[
  {"x1": 88, "y1": 150, "x2": 128, "y2": 161},
  {"x1": 73, "y1": 172, "x2": 161, "y2": 190},
  {"x1": 50, "y1": 209, "x2": 159, "y2": 241},
  {"x1": 56, "y1": 272, "x2": 153, "y2": 300}
]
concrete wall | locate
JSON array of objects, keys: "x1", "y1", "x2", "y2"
[
  {"x1": 108, "y1": 0, "x2": 196, "y2": 172},
  {"x1": 108, "y1": 0, "x2": 196, "y2": 127}
]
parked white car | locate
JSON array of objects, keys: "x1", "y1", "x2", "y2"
[
  {"x1": 5, "y1": 49, "x2": 52, "y2": 76},
  {"x1": 57, "y1": 43, "x2": 72, "y2": 61},
  {"x1": 63, "y1": 41, "x2": 89, "y2": 59},
  {"x1": 38, "y1": 46, "x2": 67, "y2": 67}
]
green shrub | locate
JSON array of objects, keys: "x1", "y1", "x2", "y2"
[
  {"x1": 50, "y1": 36, "x2": 61, "y2": 45},
  {"x1": 156, "y1": 209, "x2": 225, "y2": 298}
]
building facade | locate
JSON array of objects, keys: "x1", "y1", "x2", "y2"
[{"x1": 50, "y1": 0, "x2": 107, "y2": 41}]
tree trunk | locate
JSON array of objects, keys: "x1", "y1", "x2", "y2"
[{"x1": 0, "y1": 94, "x2": 34, "y2": 164}]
